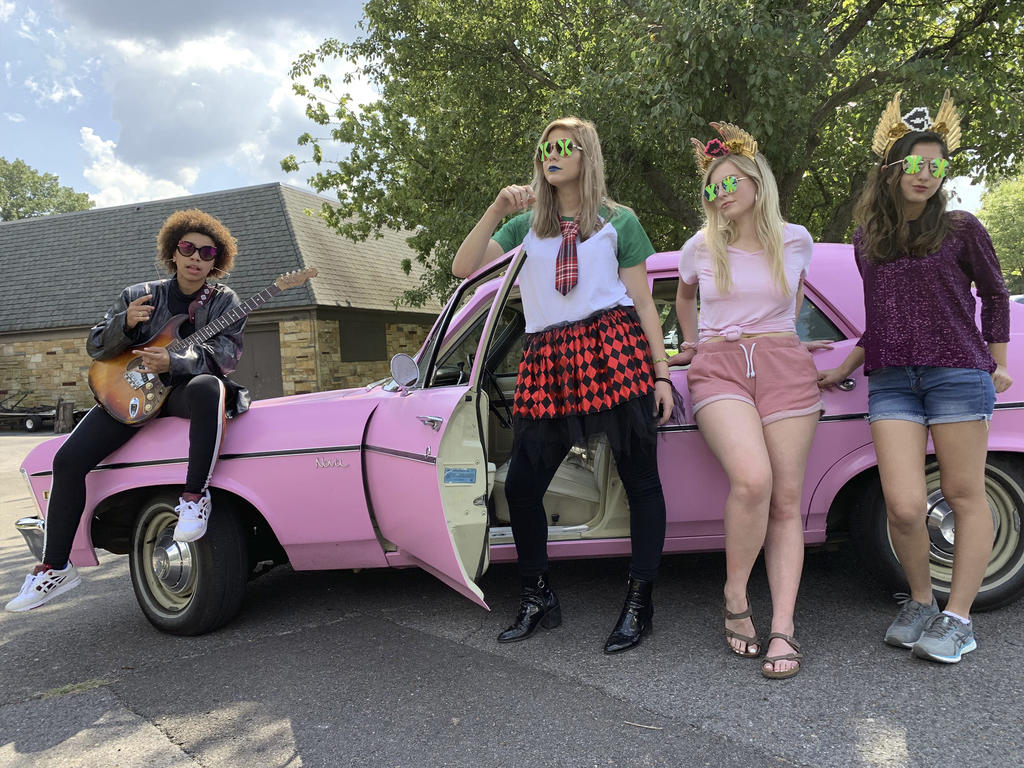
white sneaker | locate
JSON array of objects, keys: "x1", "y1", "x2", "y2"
[
  {"x1": 173, "y1": 490, "x2": 212, "y2": 542},
  {"x1": 5, "y1": 564, "x2": 82, "y2": 612}
]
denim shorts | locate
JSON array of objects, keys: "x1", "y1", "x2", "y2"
[{"x1": 867, "y1": 366, "x2": 996, "y2": 425}]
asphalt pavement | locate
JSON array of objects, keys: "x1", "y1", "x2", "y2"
[{"x1": 1, "y1": 432, "x2": 1022, "y2": 767}]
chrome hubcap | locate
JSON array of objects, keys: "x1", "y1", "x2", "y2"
[
  {"x1": 924, "y1": 489, "x2": 1000, "y2": 566},
  {"x1": 138, "y1": 507, "x2": 196, "y2": 611},
  {"x1": 150, "y1": 529, "x2": 193, "y2": 595}
]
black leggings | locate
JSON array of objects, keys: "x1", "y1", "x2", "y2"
[
  {"x1": 42, "y1": 375, "x2": 227, "y2": 569},
  {"x1": 504, "y1": 422, "x2": 666, "y2": 582}
]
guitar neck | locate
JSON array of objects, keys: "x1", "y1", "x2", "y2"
[{"x1": 168, "y1": 284, "x2": 282, "y2": 352}]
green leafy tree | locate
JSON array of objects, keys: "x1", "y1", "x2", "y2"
[
  {"x1": 285, "y1": 0, "x2": 1024, "y2": 305},
  {"x1": 978, "y1": 172, "x2": 1024, "y2": 293},
  {"x1": 0, "y1": 157, "x2": 94, "y2": 221}
]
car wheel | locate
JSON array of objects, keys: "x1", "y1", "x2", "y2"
[
  {"x1": 24, "y1": 416, "x2": 38, "y2": 432},
  {"x1": 129, "y1": 491, "x2": 248, "y2": 635},
  {"x1": 851, "y1": 455, "x2": 1024, "y2": 611}
]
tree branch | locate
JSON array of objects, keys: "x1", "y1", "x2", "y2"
[
  {"x1": 503, "y1": 39, "x2": 561, "y2": 91},
  {"x1": 811, "y1": 0, "x2": 1006, "y2": 131},
  {"x1": 820, "y1": 0, "x2": 889, "y2": 68},
  {"x1": 640, "y1": 160, "x2": 701, "y2": 229}
]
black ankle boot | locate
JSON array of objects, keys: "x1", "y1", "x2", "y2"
[
  {"x1": 497, "y1": 573, "x2": 562, "y2": 643},
  {"x1": 603, "y1": 576, "x2": 653, "y2": 654}
]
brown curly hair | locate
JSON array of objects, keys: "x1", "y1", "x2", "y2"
[{"x1": 156, "y1": 209, "x2": 237, "y2": 278}]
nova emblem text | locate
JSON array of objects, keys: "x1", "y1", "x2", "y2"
[{"x1": 315, "y1": 456, "x2": 349, "y2": 469}]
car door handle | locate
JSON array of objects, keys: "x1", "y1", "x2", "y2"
[
  {"x1": 417, "y1": 415, "x2": 444, "y2": 431},
  {"x1": 837, "y1": 378, "x2": 856, "y2": 391}
]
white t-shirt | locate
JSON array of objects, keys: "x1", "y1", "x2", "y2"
[
  {"x1": 677, "y1": 222, "x2": 813, "y2": 340},
  {"x1": 493, "y1": 206, "x2": 654, "y2": 332}
]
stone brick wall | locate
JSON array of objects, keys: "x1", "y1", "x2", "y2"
[
  {"x1": 278, "y1": 317, "x2": 319, "y2": 396},
  {"x1": 316, "y1": 318, "x2": 432, "y2": 390},
  {"x1": 0, "y1": 336, "x2": 94, "y2": 409}
]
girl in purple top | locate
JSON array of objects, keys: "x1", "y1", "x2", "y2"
[
  {"x1": 819, "y1": 92, "x2": 1012, "y2": 663},
  {"x1": 671, "y1": 123, "x2": 823, "y2": 679}
]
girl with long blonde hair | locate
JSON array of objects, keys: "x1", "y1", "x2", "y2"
[
  {"x1": 671, "y1": 123, "x2": 823, "y2": 679},
  {"x1": 453, "y1": 116, "x2": 672, "y2": 654}
]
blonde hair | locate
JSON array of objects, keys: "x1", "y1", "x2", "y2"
[
  {"x1": 700, "y1": 153, "x2": 788, "y2": 295},
  {"x1": 530, "y1": 117, "x2": 619, "y2": 238}
]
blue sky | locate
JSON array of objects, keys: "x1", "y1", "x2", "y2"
[
  {"x1": 0, "y1": 0, "x2": 368, "y2": 207},
  {"x1": 1, "y1": 1, "x2": 986, "y2": 214}
]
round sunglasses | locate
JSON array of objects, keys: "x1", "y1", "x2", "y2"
[
  {"x1": 176, "y1": 240, "x2": 218, "y2": 261},
  {"x1": 703, "y1": 175, "x2": 748, "y2": 202},
  {"x1": 537, "y1": 138, "x2": 580, "y2": 162},
  {"x1": 898, "y1": 155, "x2": 949, "y2": 179}
]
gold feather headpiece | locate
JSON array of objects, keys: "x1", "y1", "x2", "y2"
[
  {"x1": 690, "y1": 122, "x2": 759, "y2": 177},
  {"x1": 871, "y1": 90, "x2": 961, "y2": 159}
]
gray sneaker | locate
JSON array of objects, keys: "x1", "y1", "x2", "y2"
[
  {"x1": 884, "y1": 594, "x2": 940, "y2": 648},
  {"x1": 912, "y1": 613, "x2": 977, "y2": 663}
]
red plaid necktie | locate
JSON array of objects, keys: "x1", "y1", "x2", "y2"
[{"x1": 555, "y1": 220, "x2": 579, "y2": 295}]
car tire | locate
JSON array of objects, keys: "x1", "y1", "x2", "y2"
[
  {"x1": 851, "y1": 454, "x2": 1024, "y2": 611},
  {"x1": 24, "y1": 416, "x2": 38, "y2": 432},
  {"x1": 129, "y1": 491, "x2": 248, "y2": 635}
]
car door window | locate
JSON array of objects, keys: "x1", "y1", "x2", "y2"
[
  {"x1": 796, "y1": 298, "x2": 843, "y2": 341},
  {"x1": 653, "y1": 276, "x2": 844, "y2": 352},
  {"x1": 432, "y1": 300, "x2": 524, "y2": 386}
]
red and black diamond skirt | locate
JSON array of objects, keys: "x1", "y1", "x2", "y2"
[{"x1": 512, "y1": 306, "x2": 657, "y2": 462}]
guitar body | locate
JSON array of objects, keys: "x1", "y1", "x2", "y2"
[
  {"x1": 85, "y1": 268, "x2": 316, "y2": 426},
  {"x1": 88, "y1": 316, "x2": 188, "y2": 425}
]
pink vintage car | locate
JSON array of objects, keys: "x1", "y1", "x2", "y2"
[{"x1": 16, "y1": 245, "x2": 1024, "y2": 634}]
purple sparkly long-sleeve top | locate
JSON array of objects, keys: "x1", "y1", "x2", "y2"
[{"x1": 854, "y1": 211, "x2": 1009, "y2": 375}]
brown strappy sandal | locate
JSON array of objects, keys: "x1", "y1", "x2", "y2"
[
  {"x1": 723, "y1": 599, "x2": 760, "y2": 658},
  {"x1": 761, "y1": 632, "x2": 802, "y2": 679}
]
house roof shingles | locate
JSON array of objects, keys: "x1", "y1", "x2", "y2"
[{"x1": 0, "y1": 183, "x2": 438, "y2": 334}]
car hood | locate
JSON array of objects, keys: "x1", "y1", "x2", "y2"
[{"x1": 20, "y1": 382, "x2": 401, "y2": 478}]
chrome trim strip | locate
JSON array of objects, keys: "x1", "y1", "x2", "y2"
[
  {"x1": 364, "y1": 445, "x2": 437, "y2": 464},
  {"x1": 658, "y1": 411, "x2": 869, "y2": 434},
  {"x1": 27, "y1": 444, "x2": 363, "y2": 477}
]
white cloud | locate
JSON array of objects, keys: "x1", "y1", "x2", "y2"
[
  {"x1": 16, "y1": 5, "x2": 36, "y2": 39},
  {"x1": 5, "y1": 1, "x2": 373, "y2": 200},
  {"x1": 0, "y1": 1, "x2": 15, "y2": 23},
  {"x1": 947, "y1": 176, "x2": 985, "y2": 214},
  {"x1": 80, "y1": 126, "x2": 190, "y2": 208},
  {"x1": 24, "y1": 74, "x2": 82, "y2": 105},
  {"x1": 4, "y1": 111, "x2": 25, "y2": 122}
]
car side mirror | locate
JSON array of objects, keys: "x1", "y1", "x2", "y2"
[{"x1": 389, "y1": 353, "x2": 420, "y2": 395}]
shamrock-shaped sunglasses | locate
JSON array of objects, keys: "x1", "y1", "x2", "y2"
[
  {"x1": 537, "y1": 138, "x2": 580, "y2": 162},
  {"x1": 898, "y1": 155, "x2": 950, "y2": 179},
  {"x1": 703, "y1": 175, "x2": 747, "y2": 202}
]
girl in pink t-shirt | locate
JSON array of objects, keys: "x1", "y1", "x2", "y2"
[{"x1": 670, "y1": 123, "x2": 823, "y2": 679}]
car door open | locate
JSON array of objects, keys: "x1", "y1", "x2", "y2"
[{"x1": 363, "y1": 248, "x2": 525, "y2": 608}]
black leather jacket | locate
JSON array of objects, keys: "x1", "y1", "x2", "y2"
[{"x1": 87, "y1": 278, "x2": 251, "y2": 417}]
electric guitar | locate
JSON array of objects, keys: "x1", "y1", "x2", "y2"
[{"x1": 88, "y1": 268, "x2": 317, "y2": 425}]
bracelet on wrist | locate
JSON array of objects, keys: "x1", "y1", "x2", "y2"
[
  {"x1": 654, "y1": 376, "x2": 672, "y2": 385},
  {"x1": 653, "y1": 357, "x2": 669, "y2": 365}
]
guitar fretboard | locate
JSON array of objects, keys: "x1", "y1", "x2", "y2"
[{"x1": 167, "y1": 285, "x2": 282, "y2": 353}]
